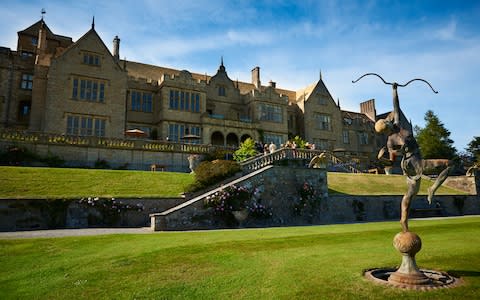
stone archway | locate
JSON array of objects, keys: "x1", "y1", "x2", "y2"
[
  {"x1": 211, "y1": 131, "x2": 224, "y2": 146},
  {"x1": 226, "y1": 133, "x2": 239, "y2": 147}
]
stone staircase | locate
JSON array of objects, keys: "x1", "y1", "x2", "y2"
[
  {"x1": 150, "y1": 148, "x2": 361, "y2": 230},
  {"x1": 150, "y1": 165, "x2": 275, "y2": 230}
]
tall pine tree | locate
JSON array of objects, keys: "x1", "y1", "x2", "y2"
[
  {"x1": 466, "y1": 136, "x2": 480, "y2": 162},
  {"x1": 414, "y1": 110, "x2": 457, "y2": 159}
]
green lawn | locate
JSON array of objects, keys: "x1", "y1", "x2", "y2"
[
  {"x1": 0, "y1": 167, "x2": 465, "y2": 199},
  {"x1": 1, "y1": 217, "x2": 479, "y2": 299},
  {"x1": 0, "y1": 166, "x2": 195, "y2": 198},
  {"x1": 327, "y1": 172, "x2": 464, "y2": 195}
]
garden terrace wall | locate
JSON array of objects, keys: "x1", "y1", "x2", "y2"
[
  {"x1": 152, "y1": 194, "x2": 479, "y2": 231},
  {"x1": 442, "y1": 175, "x2": 479, "y2": 195},
  {"x1": 0, "y1": 198, "x2": 185, "y2": 231},
  {"x1": 1, "y1": 194, "x2": 478, "y2": 232}
]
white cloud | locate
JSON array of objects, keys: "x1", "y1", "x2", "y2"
[{"x1": 433, "y1": 19, "x2": 458, "y2": 41}]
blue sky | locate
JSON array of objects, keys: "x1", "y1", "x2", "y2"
[{"x1": 1, "y1": 1, "x2": 479, "y2": 152}]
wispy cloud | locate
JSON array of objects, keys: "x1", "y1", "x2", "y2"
[{"x1": 433, "y1": 19, "x2": 458, "y2": 41}]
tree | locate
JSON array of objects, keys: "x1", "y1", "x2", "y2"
[
  {"x1": 466, "y1": 136, "x2": 480, "y2": 162},
  {"x1": 233, "y1": 138, "x2": 258, "y2": 162},
  {"x1": 414, "y1": 110, "x2": 456, "y2": 159},
  {"x1": 292, "y1": 136, "x2": 307, "y2": 149}
]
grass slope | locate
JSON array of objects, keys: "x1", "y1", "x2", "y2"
[
  {"x1": 0, "y1": 166, "x2": 466, "y2": 199},
  {"x1": 327, "y1": 172, "x2": 465, "y2": 195},
  {"x1": 0, "y1": 166, "x2": 195, "y2": 198},
  {"x1": 0, "y1": 217, "x2": 479, "y2": 299}
]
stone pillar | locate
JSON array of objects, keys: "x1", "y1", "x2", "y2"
[{"x1": 150, "y1": 213, "x2": 167, "y2": 231}]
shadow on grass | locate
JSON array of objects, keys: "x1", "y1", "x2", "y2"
[{"x1": 448, "y1": 270, "x2": 480, "y2": 277}]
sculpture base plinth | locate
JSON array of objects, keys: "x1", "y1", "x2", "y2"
[
  {"x1": 364, "y1": 231, "x2": 461, "y2": 290},
  {"x1": 388, "y1": 268, "x2": 431, "y2": 286},
  {"x1": 364, "y1": 268, "x2": 461, "y2": 290}
]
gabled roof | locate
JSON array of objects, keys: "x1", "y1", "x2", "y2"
[
  {"x1": 57, "y1": 26, "x2": 121, "y2": 69},
  {"x1": 296, "y1": 78, "x2": 336, "y2": 105},
  {"x1": 296, "y1": 82, "x2": 317, "y2": 102},
  {"x1": 18, "y1": 19, "x2": 72, "y2": 44}
]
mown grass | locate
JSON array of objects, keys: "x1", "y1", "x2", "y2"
[
  {"x1": 0, "y1": 166, "x2": 195, "y2": 198},
  {"x1": 0, "y1": 166, "x2": 465, "y2": 199},
  {"x1": 0, "y1": 217, "x2": 479, "y2": 299},
  {"x1": 327, "y1": 172, "x2": 465, "y2": 195}
]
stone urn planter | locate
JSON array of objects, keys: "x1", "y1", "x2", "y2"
[
  {"x1": 187, "y1": 154, "x2": 200, "y2": 173},
  {"x1": 232, "y1": 209, "x2": 249, "y2": 227}
]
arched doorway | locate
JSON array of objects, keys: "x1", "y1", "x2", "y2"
[
  {"x1": 211, "y1": 131, "x2": 224, "y2": 146},
  {"x1": 226, "y1": 133, "x2": 239, "y2": 147}
]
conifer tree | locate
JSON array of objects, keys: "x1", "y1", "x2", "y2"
[
  {"x1": 414, "y1": 110, "x2": 457, "y2": 159},
  {"x1": 466, "y1": 136, "x2": 480, "y2": 162}
]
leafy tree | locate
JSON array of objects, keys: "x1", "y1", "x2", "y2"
[
  {"x1": 233, "y1": 138, "x2": 258, "y2": 161},
  {"x1": 414, "y1": 110, "x2": 456, "y2": 159},
  {"x1": 466, "y1": 136, "x2": 480, "y2": 162},
  {"x1": 292, "y1": 136, "x2": 307, "y2": 149}
]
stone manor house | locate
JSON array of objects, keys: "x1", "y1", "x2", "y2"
[{"x1": 0, "y1": 17, "x2": 409, "y2": 170}]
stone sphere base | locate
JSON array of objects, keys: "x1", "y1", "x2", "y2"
[
  {"x1": 364, "y1": 231, "x2": 461, "y2": 290},
  {"x1": 364, "y1": 268, "x2": 461, "y2": 290}
]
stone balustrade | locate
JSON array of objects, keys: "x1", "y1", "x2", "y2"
[
  {"x1": 240, "y1": 148, "x2": 362, "y2": 173},
  {"x1": 0, "y1": 129, "x2": 214, "y2": 154}
]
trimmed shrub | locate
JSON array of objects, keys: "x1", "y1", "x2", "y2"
[{"x1": 186, "y1": 159, "x2": 240, "y2": 192}]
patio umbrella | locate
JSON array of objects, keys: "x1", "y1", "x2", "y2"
[
  {"x1": 125, "y1": 129, "x2": 147, "y2": 137},
  {"x1": 182, "y1": 134, "x2": 201, "y2": 140},
  {"x1": 182, "y1": 134, "x2": 201, "y2": 144}
]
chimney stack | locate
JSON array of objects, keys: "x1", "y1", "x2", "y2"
[
  {"x1": 113, "y1": 36, "x2": 120, "y2": 61},
  {"x1": 252, "y1": 66, "x2": 261, "y2": 89},
  {"x1": 360, "y1": 99, "x2": 377, "y2": 121}
]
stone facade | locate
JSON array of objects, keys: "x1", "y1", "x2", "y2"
[{"x1": 0, "y1": 17, "x2": 407, "y2": 170}]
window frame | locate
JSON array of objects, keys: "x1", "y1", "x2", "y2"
[
  {"x1": 315, "y1": 113, "x2": 332, "y2": 131},
  {"x1": 20, "y1": 74, "x2": 33, "y2": 90}
]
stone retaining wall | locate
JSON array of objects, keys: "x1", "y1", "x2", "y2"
[
  {"x1": 0, "y1": 198, "x2": 185, "y2": 231},
  {"x1": 152, "y1": 194, "x2": 479, "y2": 231},
  {"x1": 443, "y1": 175, "x2": 479, "y2": 195},
  {"x1": 1, "y1": 194, "x2": 478, "y2": 232}
]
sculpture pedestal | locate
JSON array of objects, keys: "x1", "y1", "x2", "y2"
[
  {"x1": 388, "y1": 231, "x2": 431, "y2": 286},
  {"x1": 364, "y1": 230, "x2": 462, "y2": 289}
]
